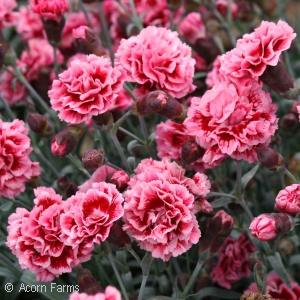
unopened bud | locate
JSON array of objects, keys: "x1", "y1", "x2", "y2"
[
  {"x1": 135, "y1": 91, "x2": 185, "y2": 123},
  {"x1": 106, "y1": 222, "x2": 131, "y2": 250},
  {"x1": 199, "y1": 210, "x2": 234, "y2": 253},
  {"x1": 73, "y1": 26, "x2": 106, "y2": 56},
  {"x1": 280, "y1": 113, "x2": 299, "y2": 131},
  {"x1": 105, "y1": 170, "x2": 130, "y2": 192},
  {"x1": 92, "y1": 111, "x2": 114, "y2": 128},
  {"x1": 76, "y1": 268, "x2": 104, "y2": 295},
  {"x1": 82, "y1": 149, "x2": 105, "y2": 170},
  {"x1": 249, "y1": 213, "x2": 295, "y2": 241},
  {"x1": 167, "y1": 0, "x2": 183, "y2": 11},
  {"x1": 57, "y1": 175, "x2": 70, "y2": 191},
  {"x1": 0, "y1": 44, "x2": 5, "y2": 70},
  {"x1": 28, "y1": 113, "x2": 54, "y2": 138},
  {"x1": 65, "y1": 182, "x2": 78, "y2": 198},
  {"x1": 256, "y1": 147, "x2": 285, "y2": 172},
  {"x1": 259, "y1": 61, "x2": 299, "y2": 100},
  {"x1": 42, "y1": 17, "x2": 65, "y2": 46},
  {"x1": 181, "y1": 140, "x2": 204, "y2": 163},
  {"x1": 51, "y1": 124, "x2": 85, "y2": 157}
]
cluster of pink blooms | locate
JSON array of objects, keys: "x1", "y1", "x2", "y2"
[
  {"x1": 0, "y1": 120, "x2": 40, "y2": 198},
  {"x1": 6, "y1": 183, "x2": 124, "y2": 281},
  {"x1": 30, "y1": 0, "x2": 69, "y2": 21},
  {"x1": 210, "y1": 232, "x2": 256, "y2": 289},
  {"x1": 69, "y1": 286, "x2": 121, "y2": 300}
]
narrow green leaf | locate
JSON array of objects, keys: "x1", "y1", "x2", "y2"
[
  {"x1": 289, "y1": 254, "x2": 300, "y2": 265},
  {"x1": 268, "y1": 252, "x2": 291, "y2": 288},
  {"x1": 0, "y1": 201, "x2": 13, "y2": 212},
  {"x1": 241, "y1": 164, "x2": 259, "y2": 190},
  {"x1": 211, "y1": 197, "x2": 233, "y2": 208}
]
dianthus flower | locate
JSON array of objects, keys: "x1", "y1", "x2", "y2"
[
  {"x1": 184, "y1": 81, "x2": 278, "y2": 164},
  {"x1": 275, "y1": 184, "x2": 300, "y2": 215},
  {"x1": 60, "y1": 182, "x2": 124, "y2": 248},
  {"x1": 6, "y1": 187, "x2": 90, "y2": 282},
  {"x1": 123, "y1": 158, "x2": 210, "y2": 261},
  {"x1": 244, "y1": 272, "x2": 300, "y2": 299},
  {"x1": 220, "y1": 20, "x2": 296, "y2": 83},
  {"x1": 48, "y1": 55, "x2": 127, "y2": 124},
  {"x1": 0, "y1": 0, "x2": 18, "y2": 29},
  {"x1": 30, "y1": 0, "x2": 69, "y2": 21},
  {"x1": 115, "y1": 26, "x2": 195, "y2": 100},
  {"x1": 69, "y1": 286, "x2": 121, "y2": 300},
  {"x1": 0, "y1": 120, "x2": 40, "y2": 198},
  {"x1": 210, "y1": 232, "x2": 256, "y2": 289}
]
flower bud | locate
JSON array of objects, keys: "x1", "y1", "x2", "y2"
[
  {"x1": 73, "y1": 26, "x2": 106, "y2": 56},
  {"x1": 181, "y1": 140, "x2": 204, "y2": 163},
  {"x1": 28, "y1": 113, "x2": 54, "y2": 138},
  {"x1": 92, "y1": 111, "x2": 114, "y2": 128},
  {"x1": 105, "y1": 170, "x2": 130, "y2": 192},
  {"x1": 57, "y1": 175, "x2": 70, "y2": 191},
  {"x1": 199, "y1": 210, "x2": 234, "y2": 253},
  {"x1": 106, "y1": 222, "x2": 131, "y2": 250},
  {"x1": 280, "y1": 113, "x2": 299, "y2": 131},
  {"x1": 42, "y1": 17, "x2": 66, "y2": 46},
  {"x1": 76, "y1": 268, "x2": 104, "y2": 295},
  {"x1": 82, "y1": 149, "x2": 105, "y2": 170},
  {"x1": 65, "y1": 182, "x2": 78, "y2": 198},
  {"x1": 135, "y1": 91, "x2": 185, "y2": 123},
  {"x1": 256, "y1": 147, "x2": 286, "y2": 172},
  {"x1": 0, "y1": 44, "x2": 5, "y2": 70},
  {"x1": 51, "y1": 124, "x2": 85, "y2": 157},
  {"x1": 167, "y1": 0, "x2": 183, "y2": 11},
  {"x1": 259, "y1": 61, "x2": 299, "y2": 100},
  {"x1": 249, "y1": 213, "x2": 295, "y2": 241},
  {"x1": 275, "y1": 184, "x2": 300, "y2": 215}
]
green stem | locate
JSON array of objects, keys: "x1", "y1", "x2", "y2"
[
  {"x1": 118, "y1": 126, "x2": 146, "y2": 144},
  {"x1": 206, "y1": 192, "x2": 238, "y2": 200},
  {"x1": 138, "y1": 116, "x2": 149, "y2": 141},
  {"x1": 172, "y1": 258, "x2": 186, "y2": 290},
  {"x1": 34, "y1": 148, "x2": 60, "y2": 178},
  {"x1": 67, "y1": 154, "x2": 91, "y2": 178},
  {"x1": 283, "y1": 168, "x2": 298, "y2": 184},
  {"x1": 236, "y1": 160, "x2": 243, "y2": 197},
  {"x1": 126, "y1": 245, "x2": 142, "y2": 265},
  {"x1": 106, "y1": 161, "x2": 121, "y2": 170},
  {"x1": 138, "y1": 252, "x2": 153, "y2": 300},
  {"x1": 112, "y1": 109, "x2": 133, "y2": 134},
  {"x1": 169, "y1": 10, "x2": 174, "y2": 30},
  {"x1": 53, "y1": 46, "x2": 59, "y2": 79},
  {"x1": 240, "y1": 197, "x2": 254, "y2": 221},
  {"x1": 79, "y1": 0, "x2": 93, "y2": 28},
  {"x1": 0, "y1": 96, "x2": 16, "y2": 120}
]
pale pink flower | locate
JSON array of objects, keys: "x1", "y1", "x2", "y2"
[
  {"x1": 245, "y1": 272, "x2": 300, "y2": 299},
  {"x1": 6, "y1": 187, "x2": 90, "y2": 282},
  {"x1": 67, "y1": 53, "x2": 88, "y2": 67},
  {"x1": 123, "y1": 166, "x2": 201, "y2": 261},
  {"x1": 0, "y1": 120, "x2": 40, "y2": 198},
  {"x1": 115, "y1": 26, "x2": 195, "y2": 99},
  {"x1": 184, "y1": 81, "x2": 278, "y2": 164},
  {"x1": 275, "y1": 184, "x2": 300, "y2": 215},
  {"x1": 0, "y1": 0, "x2": 18, "y2": 29},
  {"x1": 220, "y1": 20, "x2": 296, "y2": 82},
  {"x1": 30, "y1": 0, "x2": 69, "y2": 21},
  {"x1": 178, "y1": 12, "x2": 206, "y2": 45},
  {"x1": 216, "y1": 0, "x2": 238, "y2": 20},
  {"x1": 20, "y1": 39, "x2": 64, "y2": 81},
  {"x1": 69, "y1": 286, "x2": 121, "y2": 300},
  {"x1": 49, "y1": 55, "x2": 127, "y2": 124},
  {"x1": 206, "y1": 55, "x2": 225, "y2": 88},
  {"x1": 61, "y1": 182, "x2": 124, "y2": 248},
  {"x1": 78, "y1": 165, "x2": 117, "y2": 193},
  {"x1": 15, "y1": 6, "x2": 45, "y2": 40},
  {"x1": 210, "y1": 232, "x2": 256, "y2": 289}
]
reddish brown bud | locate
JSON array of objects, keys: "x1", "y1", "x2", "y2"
[
  {"x1": 199, "y1": 210, "x2": 234, "y2": 253},
  {"x1": 51, "y1": 124, "x2": 85, "y2": 157},
  {"x1": 82, "y1": 149, "x2": 105, "y2": 170},
  {"x1": 167, "y1": 0, "x2": 183, "y2": 11},
  {"x1": 280, "y1": 113, "x2": 299, "y2": 131},
  {"x1": 240, "y1": 291, "x2": 273, "y2": 300},
  {"x1": 28, "y1": 113, "x2": 54, "y2": 138},
  {"x1": 42, "y1": 17, "x2": 65, "y2": 46},
  {"x1": 65, "y1": 182, "x2": 78, "y2": 198},
  {"x1": 259, "y1": 61, "x2": 299, "y2": 100},
  {"x1": 135, "y1": 91, "x2": 185, "y2": 123},
  {"x1": 256, "y1": 147, "x2": 286, "y2": 172},
  {"x1": 106, "y1": 222, "x2": 131, "y2": 250},
  {"x1": 181, "y1": 140, "x2": 204, "y2": 163},
  {"x1": 57, "y1": 175, "x2": 70, "y2": 191},
  {"x1": 92, "y1": 111, "x2": 114, "y2": 128},
  {"x1": 106, "y1": 170, "x2": 130, "y2": 192},
  {"x1": 76, "y1": 268, "x2": 104, "y2": 295}
]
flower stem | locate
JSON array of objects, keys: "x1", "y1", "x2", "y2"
[
  {"x1": 138, "y1": 252, "x2": 153, "y2": 300},
  {"x1": 118, "y1": 126, "x2": 146, "y2": 144},
  {"x1": 283, "y1": 168, "x2": 298, "y2": 184},
  {"x1": 126, "y1": 244, "x2": 142, "y2": 265},
  {"x1": 0, "y1": 96, "x2": 16, "y2": 120},
  {"x1": 106, "y1": 161, "x2": 121, "y2": 170},
  {"x1": 67, "y1": 154, "x2": 91, "y2": 178},
  {"x1": 240, "y1": 197, "x2": 254, "y2": 221},
  {"x1": 34, "y1": 148, "x2": 60, "y2": 178},
  {"x1": 53, "y1": 45, "x2": 59, "y2": 79},
  {"x1": 236, "y1": 160, "x2": 243, "y2": 197},
  {"x1": 79, "y1": 0, "x2": 93, "y2": 28},
  {"x1": 169, "y1": 10, "x2": 174, "y2": 30}
]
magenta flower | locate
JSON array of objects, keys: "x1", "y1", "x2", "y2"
[
  {"x1": 0, "y1": 0, "x2": 18, "y2": 29},
  {"x1": 30, "y1": 0, "x2": 69, "y2": 21},
  {"x1": 184, "y1": 81, "x2": 278, "y2": 164},
  {"x1": 69, "y1": 286, "x2": 121, "y2": 300},
  {"x1": 48, "y1": 55, "x2": 127, "y2": 124},
  {"x1": 210, "y1": 232, "x2": 256, "y2": 289},
  {"x1": 115, "y1": 26, "x2": 195, "y2": 99},
  {"x1": 0, "y1": 120, "x2": 40, "y2": 198},
  {"x1": 275, "y1": 184, "x2": 300, "y2": 215}
]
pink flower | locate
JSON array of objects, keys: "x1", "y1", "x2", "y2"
[
  {"x1": 15, "y1": 6, "x2": 45, "y2": 40},
  {"x1": 20, "y1": 39, "x2": 64, "y2": 81},
  {"x1": 115, "y1": 26, "x2": 195, "y2": 100},
  {"x1": 220, "y1": 20, "x2": 296, "y2": 82},
  {"x1": 49, "y1": 55, "x2": 127, "y2": 124},
  {"x1": 30, "y1": 0, "x2": 69, "y2": 21},
  {"x1": 109, "y1": 88, "x2": 133, "y2": 111},
  {"x1": 0, "y1": 0, "x2": 18, "y2": 29},
  {"x1": 245, "y1": 272, "x2": 300, "y2": 300},
  {"x1": 250, "y1": 213, "x2": 295, "y2": 241},
  {"x1": 184, "y1": 81, "x2": 278, "y2": 164},
  {"x1": 0, "y1": 120, "x2": 40, "y2": 198},
  {"x1": 205, "y1": 55, "x2": 225, "y2": 88},
  {"x1": 60, "y1": 182, "x2": 124, "y2": 248},
  {"x1": 78, "y1": 165, "x2": 117, "y2": 193},
  {"x1": 210, "y1": 232, "x2": 256, "y2": 289},
  {"x1": 178, "y1": 12, "x2": 206, "y2": 45},
  {"x1": 216, "y1": 0, "x2": 238, "y2": 20},
  {"x1": 69, "y1": 286, "x2": 121, "y2": 300},
  {"x1": 275, "y1": 184, "x2": 300, "y2": 215},
  {"x1": 6, "y1": 187, "x2": 89, "y2": 281}
]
